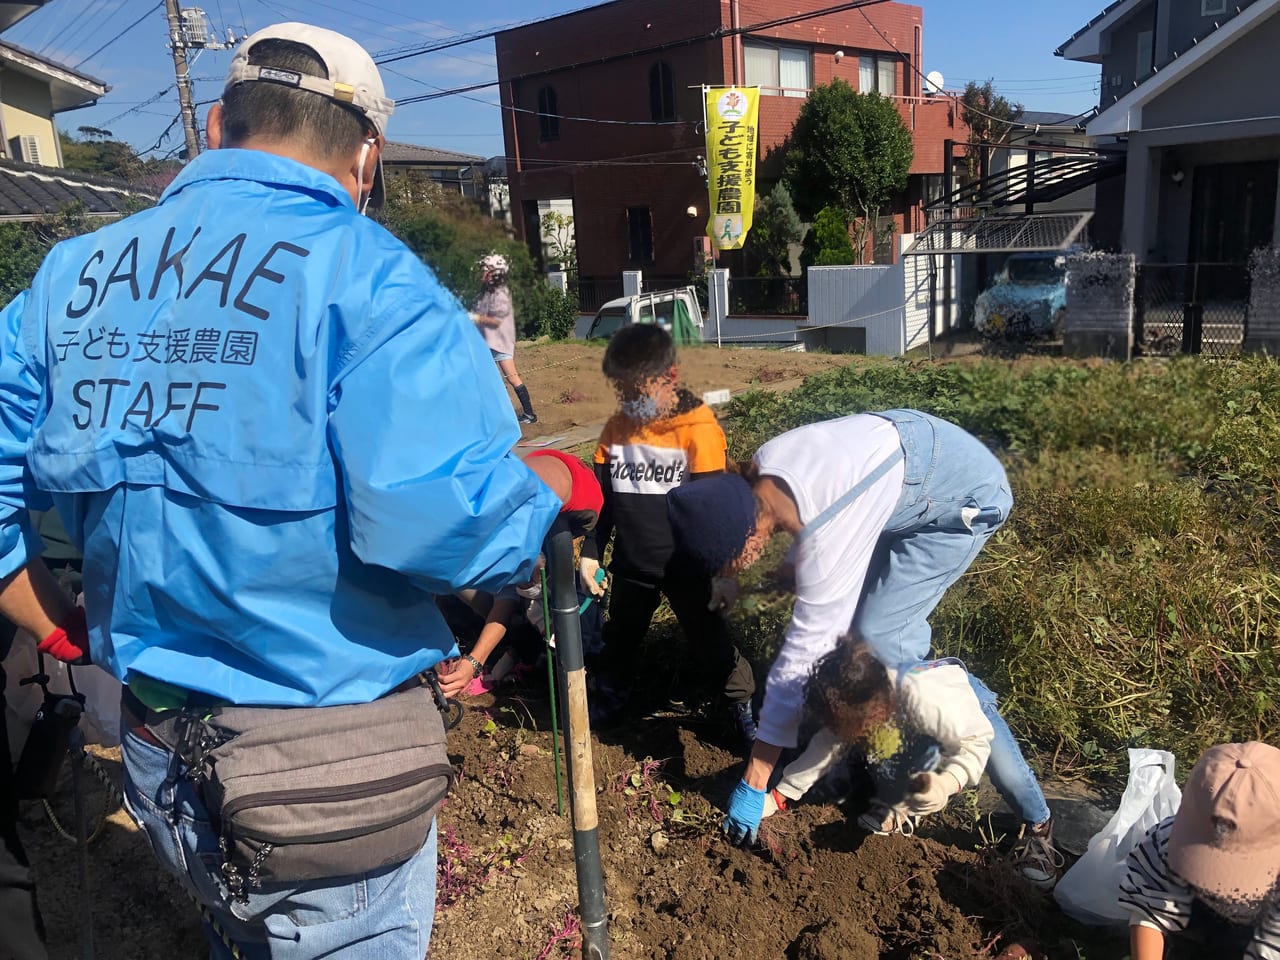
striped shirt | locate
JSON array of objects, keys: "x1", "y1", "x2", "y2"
[{"x1": 1120, "y1": 816, "x2": 1280, "y2": 960}]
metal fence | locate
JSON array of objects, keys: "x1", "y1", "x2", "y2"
[
  {"x1": 728, "y1": 276, "x2": 807, "y2": 317},
  {"x1": 572, "y1": 276, "x2": 624, "y2": 314},
  {"x1": 1134, "y1": 263, "x2": 1250, "y2": 357}
]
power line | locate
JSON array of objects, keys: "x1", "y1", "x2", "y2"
[
  {"x1": 73, "y1": 0, "x2": 164, "y2": 69},
  {"x1": 254, "y1": 0, "x2": 496, "y2": 72},
  {"x1": 383, "y1": 66, "x2": 698, "y2": 127},
  {"x1": 45, "y1": 0, "x2": 127, "y2": 58},
  {"x1": 395, "y1": 0, "x2": 892, "y2": 107},
  {"x1": 102, "y1": 86, "x2": 174, "y2": 126},
  {"x1": 372, "y1": 6, "x2": 591, "y2": 66}
]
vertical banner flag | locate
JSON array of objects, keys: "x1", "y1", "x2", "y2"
[{"x1": 703, "y1": 86, "x2": 759, "y2": 251}]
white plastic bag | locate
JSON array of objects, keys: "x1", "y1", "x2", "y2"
[{"x1": 1053, "y1": 747, "x2": 1181, "y2": 926}]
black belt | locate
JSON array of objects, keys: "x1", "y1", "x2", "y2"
[{"x1": 121, "y1": 670, "x2": 447, "y2": 751}]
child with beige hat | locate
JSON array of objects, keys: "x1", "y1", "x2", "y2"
[{"x1": 1120, "y1": 741, "x2": 1280, "y2": 959}]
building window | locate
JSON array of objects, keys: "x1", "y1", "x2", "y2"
[
  {"x1": 537, "y1": 86, "x2": 559, "y2": 141},
  {"x1": 1201, "y1": 0, "x2": 1227, "y2": 14},
  {"x1": 650, "y1": 61, "x2": 676, "y2": 122},
  {"x1": 627, "y1": 206, "x2": 654, "y2": 264},
  {"x1": 1136, "y1": 29, "x2": 1153, "y2": 76},
  {"x1": 743, "y1": 42, "x2": 810, "y2": 97},
  {"x1": 859, "y1": 55, "x2": 898, "y2": 96}
]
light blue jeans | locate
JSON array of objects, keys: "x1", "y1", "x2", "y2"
[
  {"x1": 852, "y1": 410, "x2": 1052, "y2": 826},
  {"x1": 120, "y1": 723, "x2": 437, "y2": 960}
]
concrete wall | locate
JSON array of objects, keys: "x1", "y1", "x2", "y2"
[
  {"x1": 1063, "y1": 252, "x2": 1135, "y2": 359},
  {"x1": 1143, "y1": 8, "x2": 1280, "y2": 130},
  {"x1": 1245, "y1": 245, "x2": 1280, "y2": 354}
]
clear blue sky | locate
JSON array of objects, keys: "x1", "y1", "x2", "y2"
[{"x1": 8, "y1": 0, "x2": 1105, "y2": 161}]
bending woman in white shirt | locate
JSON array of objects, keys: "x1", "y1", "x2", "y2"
[{"x1": 666, "y1": 409, "x2": 1062, "y2": 889}]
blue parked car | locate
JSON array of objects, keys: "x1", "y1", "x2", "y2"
[{"x1": 973, "y1": 253, "x2": 1068, "y2": 339}]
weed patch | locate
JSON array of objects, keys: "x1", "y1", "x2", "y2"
[{"x1": 724, "y1": 355, "x2": 1280, "y2": 782}]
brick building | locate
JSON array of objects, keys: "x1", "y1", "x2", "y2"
[{"x1": 494, "y1": 0, "x2": 966, "y2": 293}]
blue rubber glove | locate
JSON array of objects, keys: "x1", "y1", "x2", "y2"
[{"x1": 723, "y1": 779, "x2": 767, "y2": 845}]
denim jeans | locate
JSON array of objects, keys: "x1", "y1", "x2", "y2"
[
  {"x1": 853, "y1": 411, "x2": 1051, "y2": 826},
  {"x1": 120, "y1": 722, "x2": 437, "y2": 960},
  {"x1": 968, "y1": 675, "x2": 1052, "y2": 825}
]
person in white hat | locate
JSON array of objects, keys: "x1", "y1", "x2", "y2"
[
  {"x1": 1120, "y1": 741, "x2": 1280, "y2": 959},
  {"x1": 0, "y1": 20, "x2": 587, "y2": 960},
  {"x1": 472, "y1": 252, "x2": 538, "y2": 425}
]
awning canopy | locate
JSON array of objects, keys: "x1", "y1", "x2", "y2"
[{"x1": 902, "y1": 212, "x2": 1093, "y2": 257}]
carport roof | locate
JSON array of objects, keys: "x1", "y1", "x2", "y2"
[{"x1": 902, "y1": 212, "x2": 1093, "y2": 256}]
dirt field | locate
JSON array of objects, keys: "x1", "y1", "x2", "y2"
[
  {"x1": 503, "y1": 341, "x2": 854, "y2": 445},
  {"x1": 24, "y1": 683, "x2": 1117, "y2": 960}
]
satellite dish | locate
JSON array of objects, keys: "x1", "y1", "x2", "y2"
[{"x1": 925, "y1": 70, "x2": 945, "y2": 95}]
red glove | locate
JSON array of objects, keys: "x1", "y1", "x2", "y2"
[
  {"x1": 38, "y1": 606, "x2": 91, "y2": 665},
  {"x1": 525, "y1": 449, "x2": 602, "y2": 535}
]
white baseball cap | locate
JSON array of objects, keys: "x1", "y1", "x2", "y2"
[{"x1": 225, "y1": 22, "x2": 394, "y2": 206}]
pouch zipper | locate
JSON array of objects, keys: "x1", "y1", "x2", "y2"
[{"x1": 222, "y1": 763, "x2": 454, "y2": 845}]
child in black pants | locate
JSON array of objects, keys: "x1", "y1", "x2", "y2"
[{"x1": 579, "y1": 325, "x2": 756, "y2": 742}]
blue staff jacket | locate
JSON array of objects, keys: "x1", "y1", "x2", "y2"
[{"x1": 0, "y1": 149, "x2": 560, "y2": 706}]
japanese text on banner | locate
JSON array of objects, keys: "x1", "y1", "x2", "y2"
[{"x1": 703, "y1": 86, "x2": 759, "y2": 251}]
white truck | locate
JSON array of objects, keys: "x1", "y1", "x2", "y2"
[{"x1": 585, "y1": 286, "x2": 704, "y2": 344}]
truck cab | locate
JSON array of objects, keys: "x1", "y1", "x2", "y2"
[{"x1": 586, "y1": 286, "x2": 704, "y2": 344}]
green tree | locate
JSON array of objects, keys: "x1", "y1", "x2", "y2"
[
  {"x1": 0, "y1": 202, "x2": 135, "y2": 307},
  {"x1": 744, "y1": 183, "x2": 803, "y2": 277},
  {"x1": 799, "y1": 206, "x2": 857, "y2": 269},
  {"x1": 379, "y1": 180, "x2": 576, "y2": 340},
  {"x1": 783, "y1": 79, "x2": 913, "y2": 263},
  {"x1": 59, "y1": 131, "x2": 180, "y2": 182},
  {"x1": 960, "y1": 80, "x2": 1023, "y2": 144},
  {"x1": 540, "y1": 210, "x2": 577, "y2": 274}
]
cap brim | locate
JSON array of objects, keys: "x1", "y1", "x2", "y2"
[{"x1": 1168, "y1": 831, "x2": 1280, "y2": 902}]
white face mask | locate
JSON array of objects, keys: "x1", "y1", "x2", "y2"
[
  {"x1": 621, "y1": 395, "x2": 662, "y2": 421},
  {"x1": 355, "y1": 139, "x2": 374, "y2": 215}
]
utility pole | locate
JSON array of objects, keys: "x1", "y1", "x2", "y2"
[
  {"x1": 163, "y1": 2, "x2": 235, "y2": 159},
  {"x1": 165, "y1": 0, "x2": 201, "y2": 159}
]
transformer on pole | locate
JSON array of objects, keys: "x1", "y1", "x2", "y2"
[{"x1": 164, "y1": 2, "x2": 236, "y2": 160}]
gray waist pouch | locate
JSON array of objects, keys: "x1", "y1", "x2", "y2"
[{"x1": 179, "y1": 684, "x2": 453, "y2": 898}]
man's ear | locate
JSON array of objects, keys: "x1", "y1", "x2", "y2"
[
  {"x1": 206, "y1": 103, "x2": 224, "y2": 150},
  {"x1": 352, "y1": 133, "x2": 383, "y2": 187}
]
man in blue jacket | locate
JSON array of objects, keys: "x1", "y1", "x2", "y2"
[{"x1": 0, "y1": 22, "x2": 569, "y2": 958}]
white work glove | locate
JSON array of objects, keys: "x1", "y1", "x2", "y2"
[
  {"x1": 578, "y1": 557, "x2": 606, "y2": 598},
  {"x1": 707, "y1": 576, "x2": 740, "y2": 612},
  {"x1": 901, "y1": 771, "x2": 963, "y2": 817}
]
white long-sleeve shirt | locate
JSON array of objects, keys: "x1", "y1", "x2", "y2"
[
  {"x1": 774, "y1": 660, "x2": 994, "y2": 802},
  {"x1": 753, "y1": 415, "x2": 905, "y2": 747}
]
